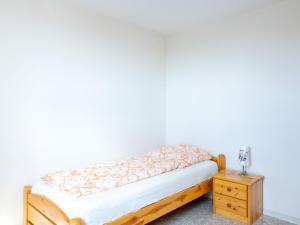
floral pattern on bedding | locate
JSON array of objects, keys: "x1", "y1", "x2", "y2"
[{"x1": 41, "y1": 144, "x2": 212, "y2": 197}]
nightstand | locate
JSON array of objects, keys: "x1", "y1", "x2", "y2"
[{"x1": 213, "y1": 170, "x2": 264, "y2": 225}]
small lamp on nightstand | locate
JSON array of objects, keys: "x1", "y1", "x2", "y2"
[{"x1": 238, "y1": 146, "x2": 250, "y2": 176}]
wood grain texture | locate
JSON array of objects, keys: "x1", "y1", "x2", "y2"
[
  {"x1": 212, "y1": 154, "x2": 226, "y2": 171},
  {"x1": 214, "y1": 179, "x2": 247, "y2": 200},
  {"x1": 247, "y1": 179, "x2": 263, "y2": 225},
  {"x1": 28, "y1": 193, "x2": 69, "y2": 225},
  {"x1": 24, "y1": 154, "x2": 226, "y2": 225},
  {"x1": 213, "y1": 169, "x2": 264, "y2": 225},
  {"x1": 215, "y1": 207, "x2": 248, "y2": 224},
  {"x1": 214, "y1": 170, "x2": 263, "y2": 186},
  {"x1": 69, "y1": 218, "x2": 83, "y2": 225},
  {"x1": 214, "y1": 193, "x2": 247, "y2": 217},
  {"x1": 23, "y1": 186, "x2": 31, "y2": 225},
  {"x1": 28, "y1": 205, "x2": 54, "y2": 225}
]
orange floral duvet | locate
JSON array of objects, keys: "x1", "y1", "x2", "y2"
[{"x1": 41, "y1": 144, "x2": 212, "y2": 197}]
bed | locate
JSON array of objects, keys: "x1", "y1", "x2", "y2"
[{"x1": 23, "y1": 147, "x2": 225, "y2": 225}]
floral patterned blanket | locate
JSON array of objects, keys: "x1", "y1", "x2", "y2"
[{"x1": 41, "y1": 144, "x2": 212, "y2": 197}]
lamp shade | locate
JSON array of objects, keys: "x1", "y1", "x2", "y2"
[{"x1": 238, "y1": 146, "x2": 250, "y2": 167}]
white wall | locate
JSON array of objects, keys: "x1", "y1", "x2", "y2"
[
  {"x1": 166, "y1": 0, "x2": 300, "y2": 223},
  {"x1": 0, "y1": 0, "x2": 165, "y2": 224},
  {"x1": 1, "y1": 0, "x2": 300, "y2": 224}
]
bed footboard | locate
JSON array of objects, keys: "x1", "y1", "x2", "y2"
[
  {"x1": 23, "y1": 186, "x2": 82, "y2": 225},
  {"x1": 212, "y1": 154, "x2": 226, "y2": 171},
  {"x1": 23, "y1": 154, "x2": 225, "y2": 225}
]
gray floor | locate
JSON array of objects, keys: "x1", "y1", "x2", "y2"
[{"x1": 150, "y1": 197, "x2": 295, "y2": 225}]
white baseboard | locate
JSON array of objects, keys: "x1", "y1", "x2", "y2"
[{"x1": 264, "y1": 209, "x2": 300, "y2": 225}]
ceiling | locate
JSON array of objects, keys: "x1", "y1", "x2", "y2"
[{"x1": 69, "y1": 0, "x2": 283, "y2": 34}]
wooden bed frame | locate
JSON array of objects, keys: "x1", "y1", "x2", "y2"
[{"x1": 23, "y1": 154, "x2": 225, "y2": 225}]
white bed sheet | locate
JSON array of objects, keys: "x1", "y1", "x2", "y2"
[{"x1": 32, "y1": 160, "x2": 218, "y2": 225}]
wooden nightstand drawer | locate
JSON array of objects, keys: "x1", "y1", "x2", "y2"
[
  {"x1": 214, "y1": 179, "x2": 247, "y2": 200},
  {"x1": 214, "y1": 193, "x2": 247, "y2": 217}
]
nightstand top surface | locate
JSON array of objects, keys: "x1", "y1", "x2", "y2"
[{"x1": 214, "y1": 169, "x2": 264, "y2": 186}]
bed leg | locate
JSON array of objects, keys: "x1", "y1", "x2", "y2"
[{"x1": 23, "y1": 186, "x2": 31, "y2": 225}]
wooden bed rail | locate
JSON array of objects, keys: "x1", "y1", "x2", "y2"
[{"x1": 23, "y1": 154, "x2": 225, "y2": 225}]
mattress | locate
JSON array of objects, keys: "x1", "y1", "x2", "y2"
[{"x1": 32, "y1": 160, "x2": 218, "y2": 225}]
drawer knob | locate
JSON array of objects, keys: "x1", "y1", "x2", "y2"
[
  {"x1": 227, "y1": 187, "x2": 232, "y2": 192},
  {"x1": 227, "y1": 203, "x2": 232, "y2": 208}
]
